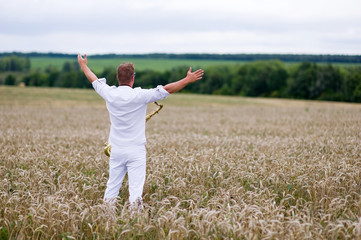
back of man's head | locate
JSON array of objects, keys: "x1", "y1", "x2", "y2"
[{"x1": 117, "y1": 63, "x2": 135, "y2": 85}]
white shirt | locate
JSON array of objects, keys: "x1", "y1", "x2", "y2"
[{"x1": 92, "y1": 78, "x2": 169, "y2": 148}]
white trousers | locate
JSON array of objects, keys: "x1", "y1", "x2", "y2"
[{"x1": 103, "y1": 144, "x2": 146, "y2": 204}]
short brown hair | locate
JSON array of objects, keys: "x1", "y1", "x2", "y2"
[{"x1": 117, "y1": 62, "x2": 135, "y2": 85}]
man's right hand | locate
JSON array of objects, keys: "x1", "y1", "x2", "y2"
[
  {"x1": 77, "y1": 53, "x2": 98, "y2": 83},
  {"x1": 77, "y1": 54, "x2": 88, "y2": 68}
]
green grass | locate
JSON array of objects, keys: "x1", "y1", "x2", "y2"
[
  {"x1": 31, "y1": 57, "x2": 75, "y2": 71},
  {"x1": 30, "y1": 57, "x2": 245, "y2": 72},
  {"x1": 30, "y1": 57, "x2": 361, "y2": 73}
]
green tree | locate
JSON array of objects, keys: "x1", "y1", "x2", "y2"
[
  {"x1": 134, "y1": 70, "x2": 169, "y2": 89},
  {"x1": 22, "y1": 72, "x2": 48, "y2": 86},
  {"x1": 55, "y1": 71, "x2": 89, "y2": 88},
  {"x1": 235, "y1": 61, "x2": 288, "y2": 97},
  {"x1": 4, "y1": 74, "x2": 16, "y2": 85},
  {"x1": 342, "y1": 67, "x2": 361, "y2": 102},
  {"x1": 0, "y1": 55, "x2": 30, "y2": 72},
  {"x1": 43, "y1": 65, "x2": 60, "y2": 87},
  {"x1": 287, "y1": 62, "x2": 318, "y2": 99},
  {"x1": 199, "y1": 65, "x2": 233, "y2": 95},
  {"x1": 62, "y1": 61, "x2": 80, "y2": 72},
  {"x1": 101, "y1": 67, "x2": 117, "y2": 86},
  {"x1": 313, "y1": 64, "x2": 342, "y2": 100}
]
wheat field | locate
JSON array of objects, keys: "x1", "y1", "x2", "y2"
[{"x1": 1, "y1": 86, "x2": 361, "y2": 239}]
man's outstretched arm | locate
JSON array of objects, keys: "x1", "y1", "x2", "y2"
[
  {"x1": 78, "y1": 54, "x2": 98, "y2": 83},
  {"x1": 164, "y1": 67, "x2": 204, "y2": 94}
]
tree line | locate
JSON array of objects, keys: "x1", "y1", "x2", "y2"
[
  {"x1": 1, "y1": 52, "x2": 360, "y2": 63},
  {"x1": 1, "y1": 55, "x2": 361, "y2": 102},
  {"x1": 0, "y1": 55, "x2": 31, "y2": 72}
]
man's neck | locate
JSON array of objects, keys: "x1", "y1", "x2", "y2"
[{"x1": 119, "y1": 84, "x2": 132, "y2": 87}]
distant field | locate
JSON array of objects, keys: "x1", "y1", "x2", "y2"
[
  {"x1": 30, "y1": 57, "x2": 245, "y2": 72},
  {"x1": 30, "y1": 57, "x2": 361, "y2": 73},
  {"x1": 1, "y1": 86, "x2": 361, "y2": 239}
]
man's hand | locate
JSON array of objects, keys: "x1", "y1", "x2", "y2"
[
  {"x1": 163, "y1": 67, "x2": 204, "y2": 94},
  {"x1": 77, "y1": 54, "x2": 88, "y2": 68},
  {"x1": 186, "y1": 67, "x2": 204, "y2": 83},
  {"x1": 78, "y1": 53, "x2": 98, "y2": 83}
]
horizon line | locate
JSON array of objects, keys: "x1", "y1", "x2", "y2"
[{"x1": 1, "y1": 51, "x2": 360, "y2": 56}]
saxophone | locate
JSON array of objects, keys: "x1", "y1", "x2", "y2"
[{"x1": 104, "y1": 102, "x2": 164, "y2": 157}]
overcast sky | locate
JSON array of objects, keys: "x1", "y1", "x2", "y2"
[{"x1": 1, "y1": 0, "x2": 360, "y2": 55}]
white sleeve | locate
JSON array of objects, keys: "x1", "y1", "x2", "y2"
[
  {"x1": 139, "y1": 85, "x2": 170, "y2": 104},
  {"x1": 92, "y1": 78, "x2": 112, "y2": 101}
]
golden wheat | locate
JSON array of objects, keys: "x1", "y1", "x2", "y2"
[{"x1": 0, "y1": 87, "x2": 361, "y2": 239}]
